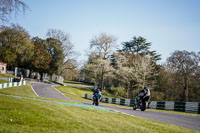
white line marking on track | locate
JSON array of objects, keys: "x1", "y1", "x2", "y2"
[
  {"x1": 52, "y1": 85, "x2": 70, "y2": 100},
  {"x1": 31, "y1": 85, "x2": 39, "y2": 96}
]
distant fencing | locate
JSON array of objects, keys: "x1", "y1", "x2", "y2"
[
  {"x1": 84, "y1": 94, "x2": 200, "y2": 114},
  {"x1": 0, "y1": 78, "x2": 26, "y2": 89}
]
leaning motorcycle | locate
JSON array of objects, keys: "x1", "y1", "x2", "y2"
[
  {"x1": 133, "y1": 93, "x2": 149, "y2": 111},
  {"x1": 93, "y1": 93, "x2": 102, "y2": 106}
]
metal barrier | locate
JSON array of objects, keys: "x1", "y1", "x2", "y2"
[
  {"x1": 84, "y1": 94, "x2": 200, "y2": 114},
  {"x1": 0, "y1": 80, "x2": 26, "y2": 89}
]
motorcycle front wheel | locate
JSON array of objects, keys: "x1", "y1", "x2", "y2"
[{"x1": 133, "y1": 103, "x2": 137, "y2": 110}]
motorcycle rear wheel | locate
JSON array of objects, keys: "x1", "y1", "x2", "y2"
[
  {"x1": 95, "y1": 99, "x2": 99, "y2": 106},
  {"x1": 140, "y1": 101, "x2": 146, "y2": 111}
]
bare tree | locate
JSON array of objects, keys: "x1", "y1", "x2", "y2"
[
  {"x1": 46, "y1": 29, "x2": 80, "y2": 74},
  {"x1": 88, "y1": 33, "x2": 117, "y2": 89},
  {"x1": 61, "y1": 59, "x2": 79, "y2": 80},
  {"x1": 90, "y1": 33, "x2": 117, "y2": 59},
  {"x1": 113, "y1": 52, "x2": 153, "y2": 98},
  {"x1": 85, "y1": 55, "x2": 113, "y2": 89},
  {"x1": 0, "y1": 0, "x2": 29, "y2": 23},
  {"x1": 46, "y1": 29, "x2": 77, "y2": 61},
  {"x1": 167, "y1": 50, "x2": 200, "y2": 101}
]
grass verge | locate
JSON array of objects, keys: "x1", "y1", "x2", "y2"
[
  {"x1": 56, "y1": 86, "x2": 200, "y2": 117},
  {"x1": 0, "y1": 85, "x2": 78, "y2": 104},
  {"x1": 64, "y1": 80, "x2": 94, "y2": 87},
  {"x1": 55, "y1": 86, "x2": 93, "y2": 102},
  {"x1": 0, "y1": 74, "x2": 15, "y2": 78},
  {"x1": 64, "y1": 83, "x2": 94, "y2": 88},
  {"x1": 0, "y1": 79, "x2": 10, "y2": 84},
  {"x1": 0, "y1": 94, "x2": 197, "y2": 132},
  {"x1": 0, "y1": 85, "x2": 36, "y2": 97}
]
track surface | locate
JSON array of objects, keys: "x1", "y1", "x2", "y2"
[{"x1": 31, "y1": 82, "x2": 200, "y2": 131}]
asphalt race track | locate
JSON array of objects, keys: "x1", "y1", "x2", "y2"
[{"x1": 31, "y1": 82, "x2": 200, "y2": 131}]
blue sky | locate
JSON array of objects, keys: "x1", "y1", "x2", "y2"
[{"x1": 7, "y1": 0, "x2": 200, "y2": 63}]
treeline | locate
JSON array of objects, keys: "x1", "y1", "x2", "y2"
[
  {"x1": 0, "y1": 24, "x2": 78, "y2": 80},
  {"x1": 82, "y1": 33, "x2": 200, "y2": 102}
]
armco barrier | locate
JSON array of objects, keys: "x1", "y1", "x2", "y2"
[
  {"x1": 8, "y1": 78, "x2": 13, "y2": 82},
  {"x1": 185, "y1": 102, "x2": 199, "y2": 114},
  {"x1": 0, "y1": 80, "x2": 26, "y2": 89},
  {"x1": 84, "y1": 93, "x2": 200, "y2": 114},
  {"x1": 174, "y1": 101, "x2": 185, "y2": 112},
  {"x1": 112, "y1": 98, "x2": 116, "y2": 104},
  {"x1": 120, "y1": 99, "x2": 125, "y2": 105},
  {"x1": 199, "y1": 103, "x2": 200, "y2": 114},
  {"x1": 165, "y1": 101, "x2": 174, "y2": 110},
  {"x1": 156, "y1": 101, "x2": 165, "y2": 110}
]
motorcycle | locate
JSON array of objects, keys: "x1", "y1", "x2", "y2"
[
  {"x1": 93, "y1": 93, "x2": 102, "y2": 106},
  {"x1": 133, "y1": 93, "x2": 149, "y2": 111}
]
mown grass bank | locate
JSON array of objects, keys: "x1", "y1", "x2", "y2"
[
  {"x1": 0, "y1": 74, "x2": 15, "y2": 78},
  {"x1": 0, "y1": 85, "x2": 35, "y2": 97},
  {"x1": 0, "y1": 95, "x2": 197, "y2": 132},
  {"x1": 0, "y1": 79, "x2": 10, "y2": 84},
  {"x1": 55, "y1": 86, "x2": 93, "y2": 102},
  {"x1": 64, "y1": 80, "x2": 94, "y2": 88},
  {"x1": 0, "y1": 85, "x2": 198, "y2": 132}
]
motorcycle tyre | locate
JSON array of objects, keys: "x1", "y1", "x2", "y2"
[
  {"x1": 133, "y1": 103, "x2": 137, "y2": 110},
  {"x1": 140, "y1": 101, "x2": 146, "y2": 111},
  {"x1": 95, "y1": 99, "x2": 99, "y2": 106}
]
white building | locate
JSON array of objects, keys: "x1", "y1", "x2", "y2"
[{"x1": 0, "y1": 62, "x2": 7, "y2": 74}]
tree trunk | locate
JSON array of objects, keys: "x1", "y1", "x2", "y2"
[
  {"x1": 101, "y1": 72, "x2": 104, "y2": 90},
  {"x1": 127, "y1": 84, "x2": 132, "y2": 99},
  {"x1": 184, "y1": 77, "x2": 189, "y2": 102},
  {"x1": 29, "y1": 69, "x2": 32, "y2": 78},
  {"x1": 40, "y1": 72, "x2": 43, "y2": 81},
  {"x1": 101, "y1": 66, "x2": 105, "y2": 90}
]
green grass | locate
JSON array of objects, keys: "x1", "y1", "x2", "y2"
[
  {"x1": 0, "y1": 94, "x2": 197, "y2": 132},
  {"x1": 55, "y1": 86, "x2": 135, "y2": 109},
  {"x1": 0, "y1": 79, "x2": 10, "y2": 84},
  {"x1": 64, "y1": 83, "x2": 94, "y2": 88},
  {"x1": 64, "y1": 80, "x2": 94, "y2": 87},
  {"x1": 55, "y1": 86, "x2": 93, "y2": 102},
  {"x1": 0, "y1": 85, "x2": 33, "y2": 96},
  {"x1": 26, "y1": 81, "x2": 31, "y2": 83},
  {"x1": 0, "y1": 74, "x2": 15, "y2": 78},
  {"x1": 0, "y1": 85, "x2": 199, "y2": 132},
  {"x1": 0, "y1": 85, "x2": 78, "y2": 104},
  {"x1": 56, "y1": 86, "x2": 200, "y2": 117},
  {"x1": 0, "y1": 85, "x2": 36, "y2": 97}
]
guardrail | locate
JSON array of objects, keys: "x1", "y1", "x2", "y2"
[
  {"x1": 0, "y1": 78, "x2": 26, "y2": 89},
  {"x1": 84, "y1": 94, "x2": 200, "y2": 114}
]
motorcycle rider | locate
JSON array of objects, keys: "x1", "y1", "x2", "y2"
[
  {"x1": 136, "y1": 86, "x2": 150, "y2": 104},
  {"x1": 92, "y1": 87, "x2": 101, "y2": 105}
]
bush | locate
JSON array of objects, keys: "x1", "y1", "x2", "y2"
[{"x1": 111, "y1": 86, "x2": 127, "y2": 98}]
